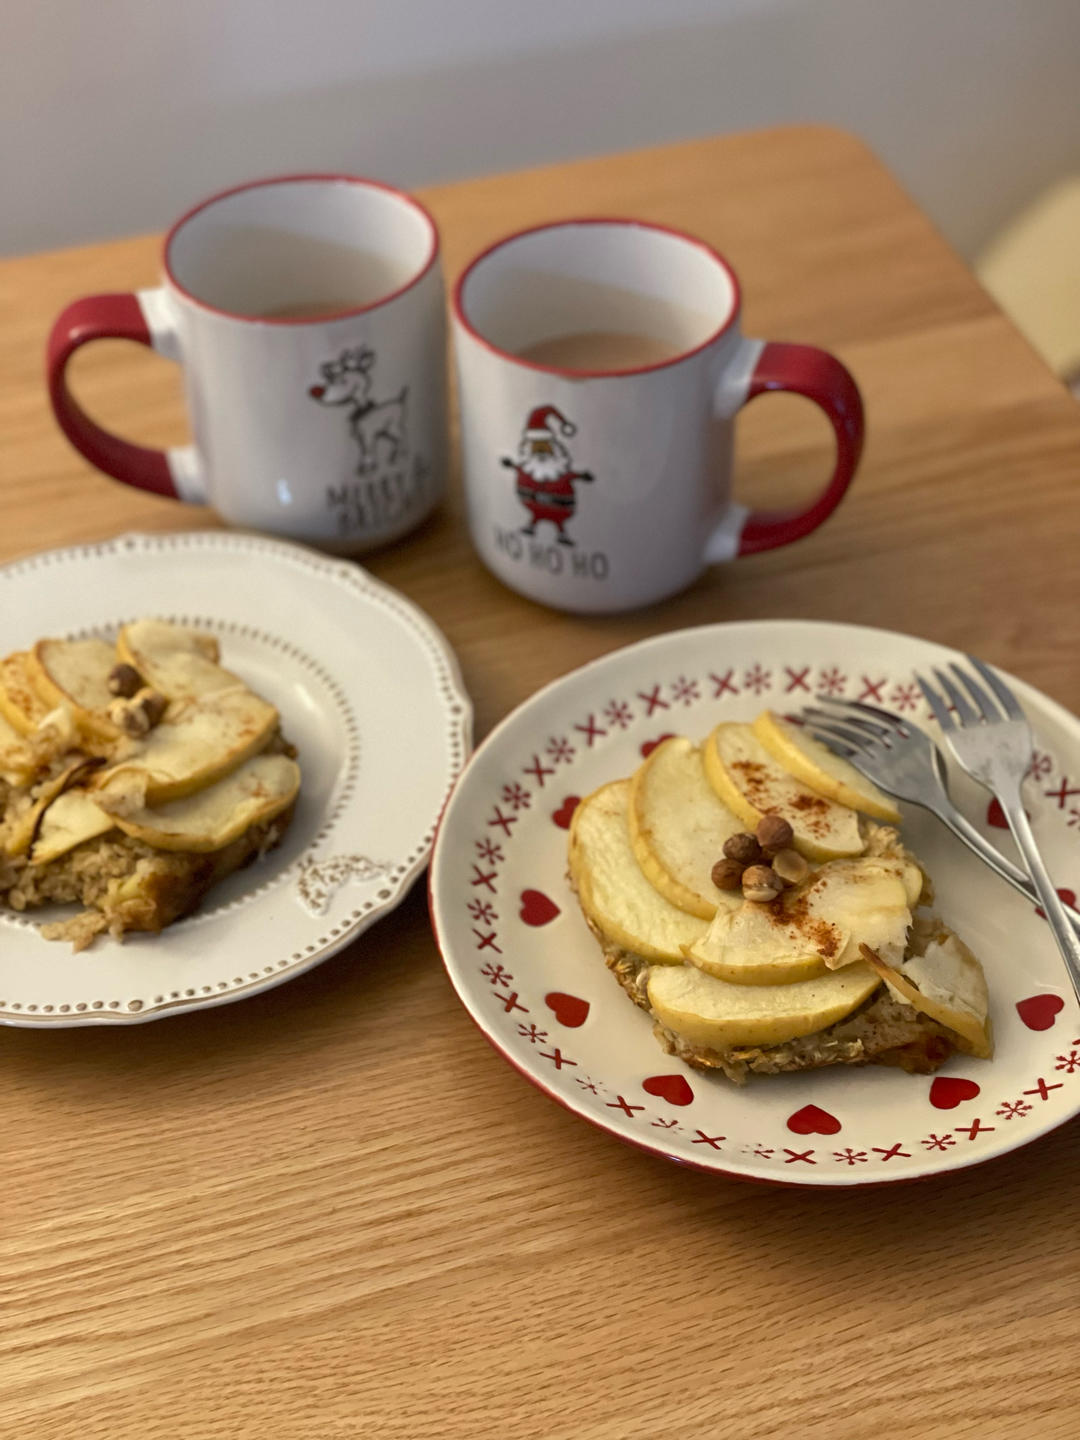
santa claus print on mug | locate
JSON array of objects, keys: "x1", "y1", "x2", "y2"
[{"x1": 496, "y1": 406, "x2": 608, "y2": 579}]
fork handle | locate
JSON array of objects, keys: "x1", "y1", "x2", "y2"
[
  {"x1": 932, "y1": 803, "x2": 1080, "y2": 942},
  {"x1": 999, "y1": 796, "x2": 1080, "y2": 1001}
]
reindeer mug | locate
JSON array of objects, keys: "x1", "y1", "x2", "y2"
[
  {"x1": 47, "y1": 174, "x2": 446, "y2": 552},
  {"x1": 452, "y1": 218, "x2": 863, "y2": 613}
]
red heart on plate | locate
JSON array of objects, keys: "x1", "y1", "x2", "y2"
[
  {"x1": 552, "y1": 796, "x2": 580, "y2": 830},
  {"x1": 519, "y1": 889, "x2": 560, "y2": 926},
  {"x1": 986, "y1": 797, "x2": 1031, "y2": 829},
  {"x1": 642, "y1": 1074, "x2": 694, "y2": 1107},
  {"x1": 787, "y1": 1104, "x2": 841, "y2": 1136},
  {"x1": 640, "y1": 733, "x2": 675, "y2": 758},
  {"x1": 986, "y1": 798, "x2": 1008, "y2": 830},
  {"x1": 1016, "y1": 993, "x2": 1065, "y2": 1031},
  {"x1": 929, "y1": 1076, "x2": 981, "y2": 1109},
  {"x1": 1035, "y1": 887, "x2": 1077, "y2": 921},
  {"x1": 545, "y1": 992, "x2": 589, "y2": 1027}
]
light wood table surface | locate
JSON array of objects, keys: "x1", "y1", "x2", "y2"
[{"x1": 2, "y1": 127, "x2": 1079, "y2": 1440}]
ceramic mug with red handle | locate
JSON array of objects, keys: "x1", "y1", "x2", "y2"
[
  {"x1": 46, "y1": 174, "x2": 446, "y2": 552},
  {"x1": 452, "y1": 218, "x2": 863, "y2": 612}
]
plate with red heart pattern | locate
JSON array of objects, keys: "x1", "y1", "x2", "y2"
[{"x1": 430, "y1": 621, "x2": 1080, "y2": 1185}]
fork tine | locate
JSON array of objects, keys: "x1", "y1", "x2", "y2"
[
  {"x1": 966, "y1": 654, "x2": 1026, "y2": 722},
  {"x1": 817, "y1": 696, "x2": 907, "y2": 732},
  {"x1": 804, "y1": 706, "x2": 891, "y2": 740},
  {"x1": 916, "y1": 672, "x2": 955, "y2": 731},
  {"x1": 949, "y1": 662, "x2": 1000, "y2": 723},
  {"x1": 932, "y1": 667, "x2": 980, "y2": 727},
  {"x1": 808, "y1": 720, "x2": 877, "y2": 754},
  {"x1": 807, "y1": 727, "x2": 858, "y2": 758}
]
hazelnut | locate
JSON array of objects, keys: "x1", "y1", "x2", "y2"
[
  {"x1": 771, "y1": 847, "x2": 809, "y2": 886},
  {"x1": 723, "y1": 832, "x2": 762, "y2": 866},
  {"x1": 756, "y1": 813, "x2": 794, "y2": 856},
  {"x1": 107, "y1": 663, "x2": 143, "y2": 698},
  {"x1": 137, "y1": 688, "x2": 168, "y2": 728},
  {"x1": 742, "y1": 864, "x2": 784, "y2": 904},
  {"x1": 711, "y1": 857, "x2": 746, "y2": 891},
  {"x1": 107, "y1": 687, "x2": 167, "y2": 738}
]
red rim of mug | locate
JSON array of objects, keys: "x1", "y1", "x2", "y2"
[
  {"x1": 452, "y1": 216, "x2": 743, "y2": 379},
  {"x1": 162, "y1": 173, "x2": 440, "y2": 325}
]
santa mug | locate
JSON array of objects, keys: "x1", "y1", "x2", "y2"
[
  {"x1": 452, "y1": 218, "x2": 863, "y2": 613},
  {"x1": 46, "y1": 174, "x2": 446, "y2": 552}
]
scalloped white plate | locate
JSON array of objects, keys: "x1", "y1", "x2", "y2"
[
  {"x1": 0, "y1": 532, "x2": 471, "y2": 1025},
  {"x1": 430, "y1": 621, "x2": 1080, "y2": 1186}
]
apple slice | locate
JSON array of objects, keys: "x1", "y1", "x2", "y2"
[
  {"x1": 628, "y1": 736, "x2": 744, "y2": 919},
  {"x1": 93, "y1": 687, "x2": 279, "y2": 806},
  {"x1": 569, "y1": 780, "x2": 707, "y2": 963},
  {"x1": 0, "y1": 709, "x2": 35, "y2": 785},
  {"x1": 862, "y1": 935, "x2": 993, "y2": 1058},
  {"x1": 3, "y1": 758, "x2": 103, "y2": 857},
  {"x1": 116, "y1": 620, "x2": 234, "y2": 700},
  {"x1": 704, "y1": 722, "x2": 864, "y2": 861},
  {"x1": 647, "y1": 959, "x2": 881, "y2": 1050},
  {"x1": 26, "y1": 637, "x2": 122, "y2": 743},
  {"x1": 0, "y1": 652, "x2": 54, "y2": 736},
  {"x1": 31, "y1": 789, "x2": 115, "y2": 865},
  {"x1": 752, "y1": 710, "x2": 901, "y2": 823},
  {"x1": 103, "y1": 753, "x2": 300, "y2": 853},
  {"x1": 686, "y1": 855, "x2": 914, "y2": 984}
]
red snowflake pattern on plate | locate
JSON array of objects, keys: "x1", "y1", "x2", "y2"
[
  {"x1": 833, "y1": 1148, "x2": 867, "y2": 1165},
  {"x1": 546, "y1": 736, "x2": 575, "y2": 764},
  {"x1": 603, "y1": 699, "x2": 633, "y2": 729},
  {"x1": 889, "y1": 683, "x2": 921, "y2": 712},
  {"x1": 670, "y1": 676, "x2": 700, "y2": 706},
  {"x1": 818, "y1": 666, "x2": 847, "y2": 696},
  {"x1": 743, "y1": 664, "x2": 771, "y2": 694}
]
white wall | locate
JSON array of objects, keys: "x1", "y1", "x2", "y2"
[{"x1": 5, "y1": 0, "x2": 1079, "y2": 259}]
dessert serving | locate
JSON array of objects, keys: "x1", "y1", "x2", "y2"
[
  {"x1": 569, "y1": 712, "x2": 993, "y2": 1085},
  {"x1": 0, "y1": 620, "x2": 300, "y2": 948}
]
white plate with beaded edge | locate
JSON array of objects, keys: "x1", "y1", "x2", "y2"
[
  {"x1": 430, "y1": 621, "x2": 1080, "y2": 1187},
  {"x1": 0, "y1": 531, "x2": 471, "y2": 1026}
]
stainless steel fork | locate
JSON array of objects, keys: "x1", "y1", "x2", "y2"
[
  {"x1": 801, "y1": 697, "x2": 1080, "y2": 948},
  {"x1": 913, "y1": 658, "x2": 1080, "y2": 996}
]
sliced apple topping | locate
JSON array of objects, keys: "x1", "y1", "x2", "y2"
[
  {"x1": 704, "y1": 721, "x2": 865, "y2": 862},
  {"x1": 26, "y1": 637, "x2": 122, "y2": 743},
  {"x1": 117, "y1": 620, "x2": 234, "y2": 700},
  {"x1": 0, "y1": 652, "x2": 54, "y2": 736},
  {"x1": 93, "y1": 686, "x2": 279, "y2": 807},
  {"x1": 861, "y1": 935, "x2": 993, "y2": 1058},
  {"x1": 752, "y1": 710, "x2": 901, "y2": 823},
  {"x1": 103, "y1": 753, "x2": 300, "y2": 853},
  {"x1": 0, "y1": 709, "x2": 35, "y2": 786},
  {"x1": 647, "y1": 959, "x2": 881, "y2": 1050},
  {"x1": 31, "y1": 788, "x2": 115, "y2": 865},
  {"x1": 569, "y1": 780, "x2": 707, "y2": 963},
  {"x1": 686, "y1": 855, "x2": 915, "y2": 985},
  {"x1": 628, "y1": 736, "x2": 744, "y2": 919},
  {"x1": 3, "y1": 757, "x2": 104, "y2": 858}
]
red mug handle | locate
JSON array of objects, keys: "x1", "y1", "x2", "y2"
[
  {"x1": 724, "y1": 340, "x2": 863, "y2": 556},
  {"x1": 46, "y1": 292, "x2": 186, "y2": 499}
]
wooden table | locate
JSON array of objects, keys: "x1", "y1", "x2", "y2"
[{"x1": 2, "y1": 128, "x2": 1079, "y2": 1440}]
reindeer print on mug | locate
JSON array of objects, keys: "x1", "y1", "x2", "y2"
[
  {"x1": 309, "y1": 345, "x2": 407, "y2": 472},
  {"x1": 309, "y1": 345, "x2": 430, "y2": 539},
  {"x1": 494, "y1": 405, "x2": 608, "y2": 581}
]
